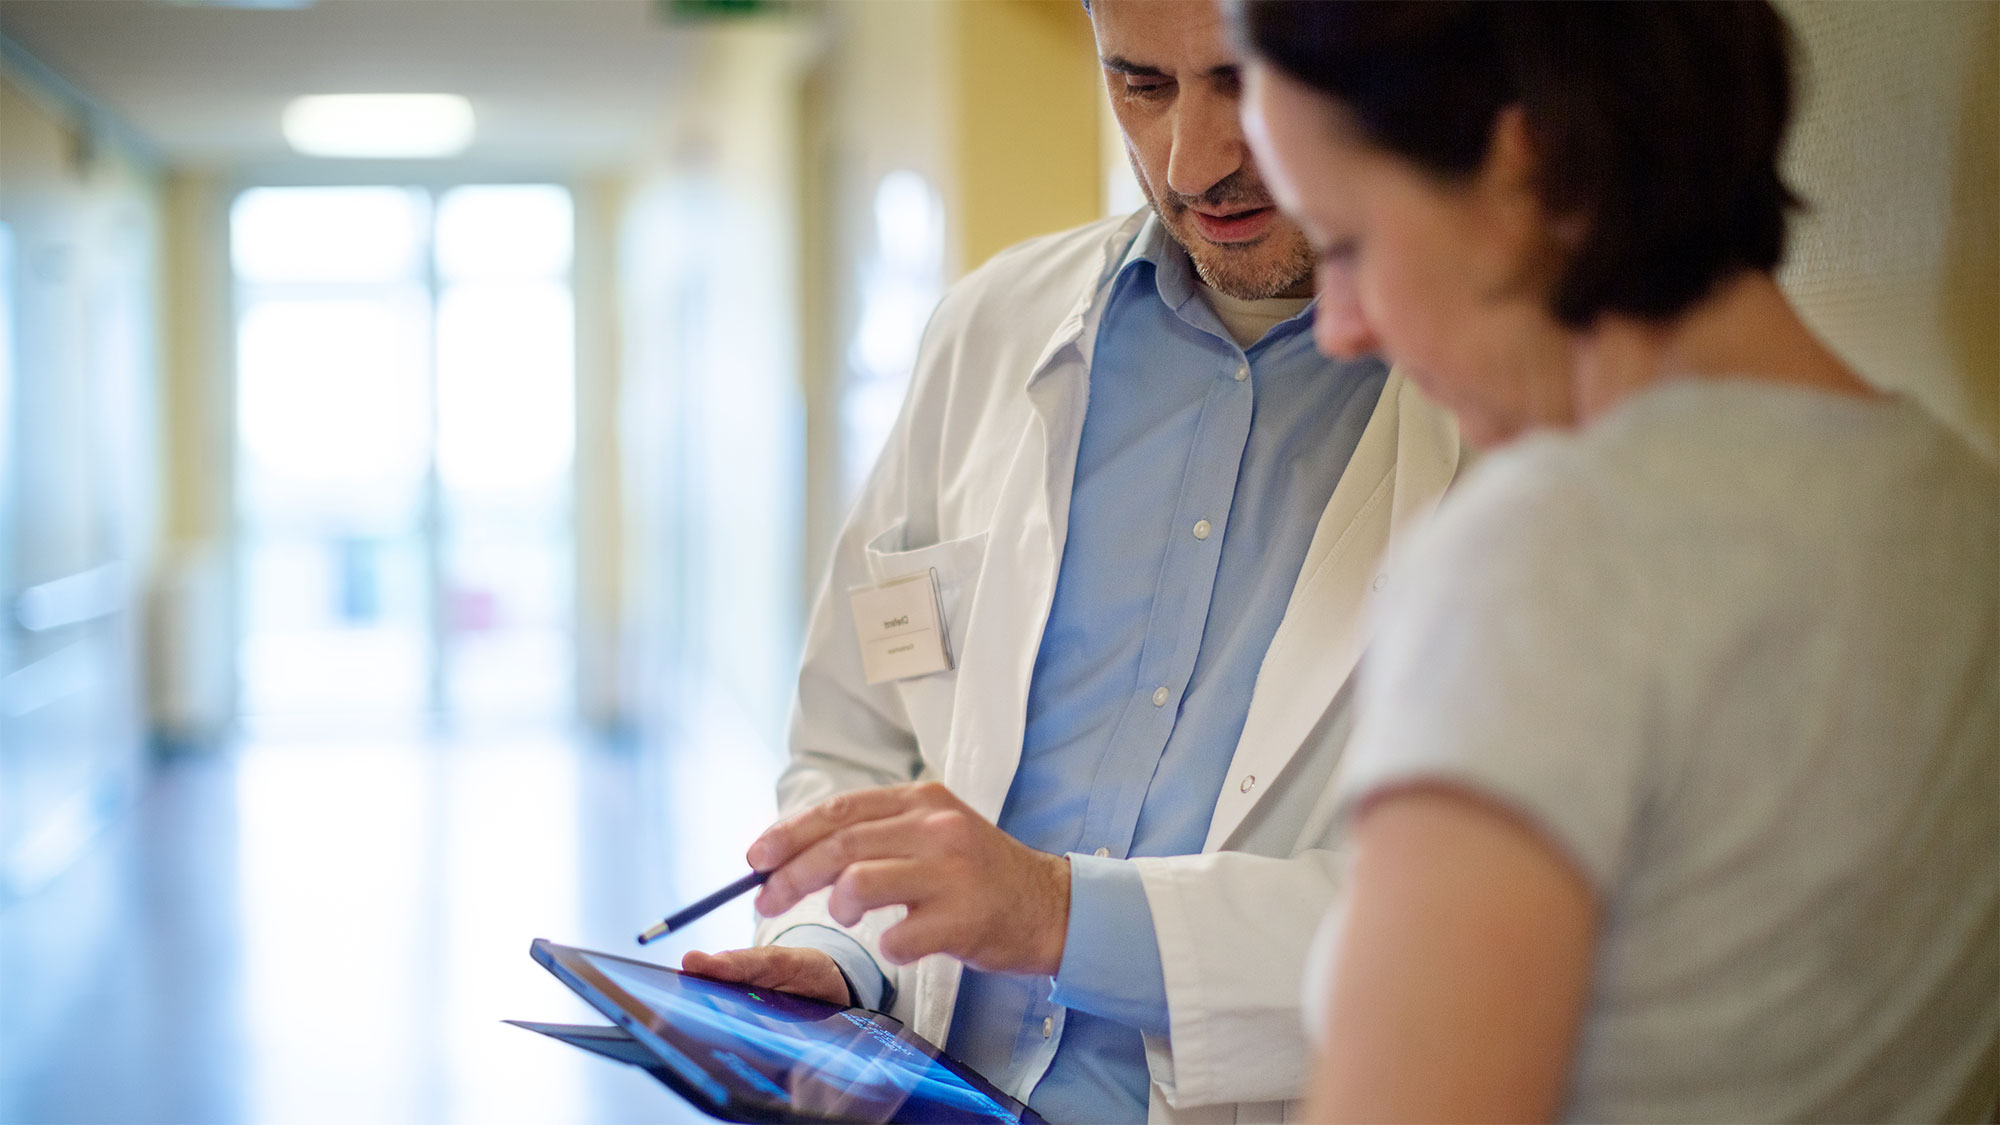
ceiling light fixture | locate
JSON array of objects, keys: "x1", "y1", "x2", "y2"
[
  {"x1": 282, "y1": 94, "x2": 475, "y2": 159},
  {"x1": 161, "y1": 0, "x2": 316, "y2": 9}
]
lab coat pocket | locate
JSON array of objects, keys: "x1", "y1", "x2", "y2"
[{"x1": 861, "y1": 523, "x2": 988, "y2": 766}]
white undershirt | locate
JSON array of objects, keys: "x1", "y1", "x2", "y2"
[{"x1": 1197, "y1": 281, "x2": 1313, "y2": 350}]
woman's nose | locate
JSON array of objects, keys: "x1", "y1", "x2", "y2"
[{"x1": 1313, "y1": 294, "x2": 1381, "y2": 360}]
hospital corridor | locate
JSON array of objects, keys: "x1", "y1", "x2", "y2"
[
  {"x1": 0, "y1": 0, "x2": 1993, "y2": 1122},
  {"x1": 0, "y1": 2, "x2": 1123, "y2": 1119},
  {"x1": 1, "y1": 726, "x2": 746, "y2": 1123}
]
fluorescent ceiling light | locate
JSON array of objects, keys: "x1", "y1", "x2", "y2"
[
  {"x1": 162, "y1": 0, "x2": 315, "y2": 8},
  {"x1": 282, "y1": 94, "x2": 475, "y2": 159}
]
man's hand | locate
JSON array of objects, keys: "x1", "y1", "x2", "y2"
[
  {"x1": 747, "y1": 781, "x2": 1072, "y2": 975},
  {"x1": 681, "y1": 946, "x2": 853, "y2": 1007}
]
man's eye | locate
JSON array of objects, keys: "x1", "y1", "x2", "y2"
[{"x1": 1124, "y1": 80, "x2": 1173, "y2": 99}]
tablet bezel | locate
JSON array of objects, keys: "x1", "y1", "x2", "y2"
[{"x1": 529, "y1": 938, "x2": 1043, "y2": 1125}]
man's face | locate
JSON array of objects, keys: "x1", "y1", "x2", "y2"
[{"x1": 1090, "y1": 0, "x2": 1314, "y2": 301}]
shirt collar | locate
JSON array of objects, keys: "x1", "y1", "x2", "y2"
[{"x1": 1114, "y1": 211, "x2": 1198, "y2": 314}]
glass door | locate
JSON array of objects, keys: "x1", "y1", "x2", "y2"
[
  {"x1": 231, "y1": 184, "x2": 575, "y2": 730},
  {"x1": 432, "y1": 185, "x2": 575, "y2": 719}
]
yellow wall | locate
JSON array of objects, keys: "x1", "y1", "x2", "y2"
[
  {"x1": 790, "y1": 0, "x2": 1106, "y2": 579},
  {"x1": 158, "y1": 171, "x2": 230, "y2": 549},
  {"x1": 1777, "y1": 0, "x2": 1999, "y2": 458},
  {"x1": 948, "y1": 0, "x2": 1103, "y2": 272},
  {"x1": 572, "y1": 174, "x2": 627, "y2": 731}
]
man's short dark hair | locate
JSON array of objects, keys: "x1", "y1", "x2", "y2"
[{"x1": 1230, "y1": 0, "x2": 1801, "y2": 328}]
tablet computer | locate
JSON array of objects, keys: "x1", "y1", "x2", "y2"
[{"x1": 519, "y1": 938, "x2": 1047, "y2": 1124}]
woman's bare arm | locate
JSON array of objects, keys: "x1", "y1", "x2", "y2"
[{"x1": 1309, "y1": 784, "x2": 1599, "y2": 1123}]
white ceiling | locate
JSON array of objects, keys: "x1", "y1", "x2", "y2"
[{"x1": 0, "y1": 0, "x2": 724, "y2": 174}]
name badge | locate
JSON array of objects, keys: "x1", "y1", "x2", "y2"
[{"x1": 849, "y1": 569, "x2": 954, "y2": 685}]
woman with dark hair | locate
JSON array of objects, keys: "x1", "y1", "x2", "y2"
[{"x1": 1226, "y1": 2, "x2": 1998, "y2": 1121}]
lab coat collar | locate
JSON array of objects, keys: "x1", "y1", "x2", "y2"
[{"x1": 1021, "y1": 207, "x2": 1153, "y2": 397}]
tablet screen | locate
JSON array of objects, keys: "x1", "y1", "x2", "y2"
[{"x1": 534, "y1": 940, "x2": 1043, "y2": 1124}]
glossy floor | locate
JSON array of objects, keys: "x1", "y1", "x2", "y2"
[{"x1": 0, "y1": 723, "x2": 780, "y2": 1124}]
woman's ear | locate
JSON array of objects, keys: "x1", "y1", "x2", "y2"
[
  {"x1": 1490, "y1": 105, "x2": 1588, "y2": 250},
  {"x1": 1484, "y1": 105, "x2": 1540, "y2": 194},
  {"x1": 1480, "y1": 104, "x2": 1583, "y2": 294}
]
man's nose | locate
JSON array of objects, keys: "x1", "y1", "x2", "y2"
[{"x1": 1167, "y1": 88, "x2": 1248, "y2": 200}]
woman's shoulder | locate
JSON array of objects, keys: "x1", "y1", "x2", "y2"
[
  {"x1": 1449, "y1": 381, "x2": 1995, "y2": 548},
  {"x1": 1595, "y1": 379, "x2": 1994, "y2": 486},
  {"x1": 1406, "y1": 378, "x2": 1997, "y2": 629},
  {"x1": 1415, "y1": 424, "x2": 1640, "y2": 581}
]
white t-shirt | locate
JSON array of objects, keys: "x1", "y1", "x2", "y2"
[
  {"x1": 1334, "y1": 380, "x2": 1999, "y2": 1122},
  {"x1": 1197, "y1": 280, "x2": 1313, "y2": 350}
]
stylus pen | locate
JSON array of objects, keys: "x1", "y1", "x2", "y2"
[{"x1": 637, "y1": 869, "x2": 772, "y2": 945}]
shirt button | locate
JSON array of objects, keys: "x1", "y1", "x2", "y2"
[
  {"x1": 1239, "y1": 774, "x2": 1256, "y2": 794},
  {"x1": 1042, "y1": 1016, "x2": 1054, "y2": 1038},
  {"x1": 1192, "y1": 519, "x2": 1212, "y2": 540},
  {"x1": 1094, "y1": 846, "x2": 1110, "y2": 858},
  {"x1": 1372, "y1": 573, "x2": 1387, "y2": 591},
  {"x1": 1233, "y1": 363, "x2": 1249, "y2": 382},
  {"x1": 1152, "y1": 685, "x2": 1169, "y2": 707}
]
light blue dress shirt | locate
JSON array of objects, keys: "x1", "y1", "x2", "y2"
[
  {"x1": 779, "y1": 218, "x2": 1386, "y2": 1123},
  {"x1": 948, "y1": 221, "x2": 1385, "y2": 1123}
]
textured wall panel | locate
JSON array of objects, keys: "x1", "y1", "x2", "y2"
[{"x1": 1777, "y1": 0, "x2": 1998, "y2": 457}]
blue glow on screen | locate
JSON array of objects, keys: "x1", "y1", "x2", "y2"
[{"x1": 586, "y1": 953, "x2": 1019, "y2": 1122}]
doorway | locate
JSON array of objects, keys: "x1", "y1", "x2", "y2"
[{"x1": 230, "y1": 184, "x2": 576, "y2": 729}]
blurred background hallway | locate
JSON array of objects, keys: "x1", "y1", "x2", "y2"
[
  {"x1": 0, "y1": 724, "x2": 755, "y2": 1124},
  {"x1": 0, "y1": 2, "x2": 1129, "y2": 1118},
  {"x1": 0, "y1": 0, "x2": 1991, "y2": 1121}
]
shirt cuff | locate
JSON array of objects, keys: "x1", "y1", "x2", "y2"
[
  {"x1": 1048, "y1": 853, "x2": 1170, "y2": 1035},
  {"x1": 768, "y1": 923, "x2": 893, "y2": 1011}
]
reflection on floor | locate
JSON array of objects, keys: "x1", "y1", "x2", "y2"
[{"x1": 0, "y1": 724, "x2": 780, "y2": 1124}]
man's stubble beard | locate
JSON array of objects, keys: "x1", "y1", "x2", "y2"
[{"x1": 1131, "y1": 153, "x2": 1316, "y2": 302}]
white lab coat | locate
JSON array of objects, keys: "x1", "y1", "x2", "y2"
[{"x1": 757, "y1": 209, "x2": 1461, "y2": 1124}]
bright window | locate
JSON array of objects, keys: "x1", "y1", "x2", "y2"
[{"x1": 232, "y1": 184, "x2": 576, "y2": 728}]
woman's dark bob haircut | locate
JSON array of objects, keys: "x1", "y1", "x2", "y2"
[{"x1": 1230, "y1": 0, "x2": 1802, "y2": 328}]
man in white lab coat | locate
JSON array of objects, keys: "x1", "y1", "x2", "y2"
[{"x1": 684, "y1": 2, "x2": 1460, "y2": 1121}]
